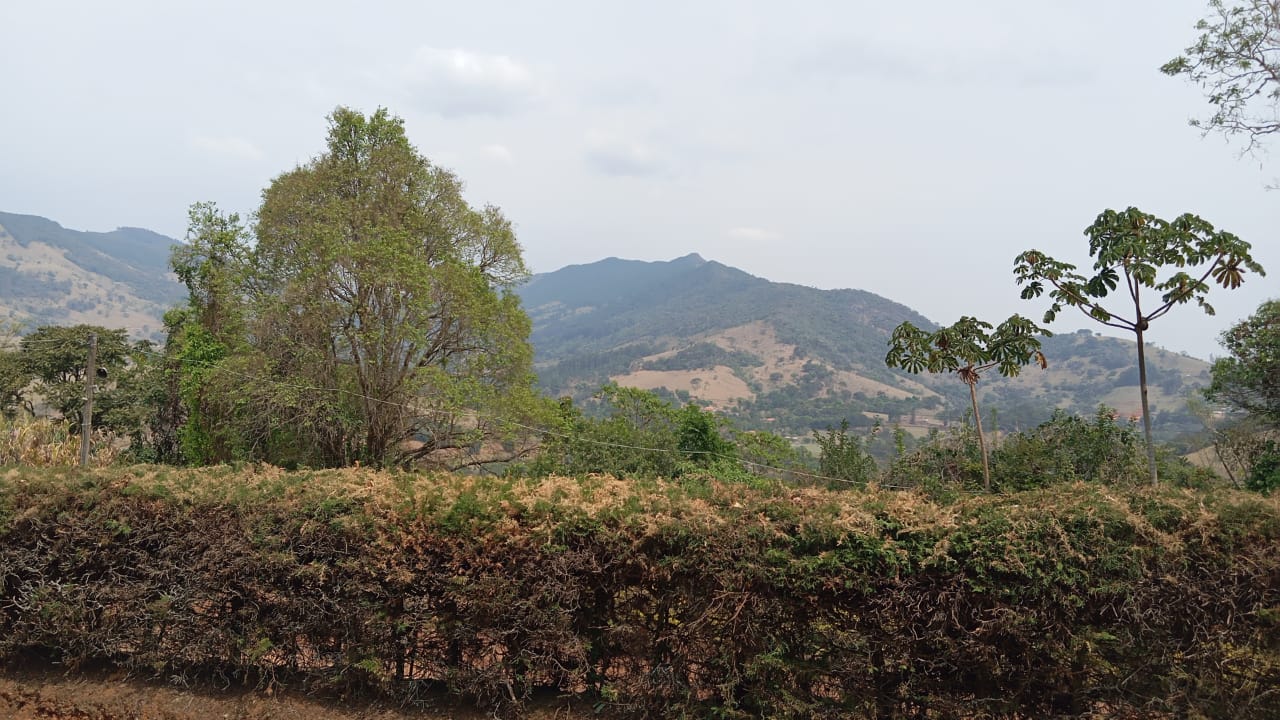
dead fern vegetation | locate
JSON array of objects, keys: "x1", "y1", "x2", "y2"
[{"x1": 1, "y1": 465, "x2": 1277, "y2": 718}]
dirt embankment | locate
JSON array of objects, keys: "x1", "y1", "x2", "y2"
[{"x1": 0, "y1": 666, "x2": 592, "y2": 720}]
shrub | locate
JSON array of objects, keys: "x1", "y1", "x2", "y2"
[
  {"x1": 992, "y1": 406, "x2": 1145, "y2": 490},
  {"x1": 1247, "y1": 441, "x2": 1280, "y2": 494},
  {"x1": 883, "y1": 424, "x2": 984, "y2": 497},
  {"x1": 1, "y1": 468, "x2": 1278, "y2": 717},
  {"x1": 812, "y1": 418, "x2": 877, "y2": 488}
]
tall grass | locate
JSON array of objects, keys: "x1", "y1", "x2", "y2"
[{"x1": 0, "y1": 417, "x2": 120, "y2": 467}]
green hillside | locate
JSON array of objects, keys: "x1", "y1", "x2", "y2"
[
  {"x1": 0, "y1": 209, "x2": 1213, "y2": 442},
  {"x1": 518, "y1": 255, "x2": 1211, "y2": 440},
  {"x1": 0, "y1": 211, "x2": 184, "y2": 338}
]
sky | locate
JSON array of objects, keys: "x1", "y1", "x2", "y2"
[{"x1": 2, "y1": 0, "x2": 1276, "y2": 360}]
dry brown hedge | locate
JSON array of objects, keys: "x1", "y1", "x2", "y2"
[{"x1": 1, "y1": 465, "x2": 1278, "y2": 718}]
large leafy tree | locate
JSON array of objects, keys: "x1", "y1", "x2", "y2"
[
  {"x1": 1206, "y1": 298, "x2": 1280, "y2": 428},
  {"x1": 886, "y1": 315, "x2": 1048, "y2": 490},
  {"x1": 1162, "y1": 0, "x2": 1280, "y2": 152},
  {"x1": 1014, "y1": 207, "x2": 1264, "y2": 484},
  {"x1": 20, "y1": 325, "x2": 130, "y2": 427},
  {"x1": 176, "y1": 107, "x2": 541, "y2": 469}
]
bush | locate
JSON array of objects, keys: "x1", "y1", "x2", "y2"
[
  {"x1": 991, "y1": 407, "x2": 1145, "y2": 490},
  {"x1": 1248, "y1": 441, "x2": 1280, "y2": 494},
  {"x1": 2, "y1": 468, "x2": 1278, "y2": 717},
  {"x1": 812, "y1": 418, "x2": 876, "y2": 488},
  {"x1": 883, "y1": 424, "x2": 984, "y2": 497}
]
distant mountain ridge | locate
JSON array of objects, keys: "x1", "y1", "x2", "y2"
[
  {"x1": 0, "y1": 211, "x2": 184, "y2": 338},
  {"x1": 0, "y1": 212, "x2": 1211, "y2": 441},
  {"x1": 518, "y1": 254, "x2": 1211, "y2": 439},
  {"x1": 522, "y1": 253, "x2": 933, "y2": 375}
]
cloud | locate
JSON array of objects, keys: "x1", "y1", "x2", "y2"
[
  {"x1": 189, "y1": 134, "x2": 263, "y2": 162},
  {"x1": 727, "y1": 226, "x2": 782, "y2": 242},
  {"x1": 481, "y1": 143, "x2": 514, "y2": 163},
  {"x1": 789, "y1": 39, "x2": 1092, "y2": 89},
  {"x1": 583, "y1": 131, "x2": 670, "y2": 178},
  {"x1": 401, "y1": 47, "x2": 542, "y2": 117}
]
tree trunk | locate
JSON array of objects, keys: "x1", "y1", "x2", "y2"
[
  {"x1": 1135, "y1": 327, "x2": 1158, "y2": 485},
  {"x1": 968, "y1": 380, "x2": 991, "y2": 491}
]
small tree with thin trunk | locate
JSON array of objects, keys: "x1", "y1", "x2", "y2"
[
  {"x1": 886, "y1": 315, "x2": 1049, "y2": 491},
  {"x1": 1014, "y1": 207, "x2": 1264, "y2": 485}
]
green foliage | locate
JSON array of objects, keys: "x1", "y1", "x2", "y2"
[
  {"x1": 19, "y1": 324, "x2": 131, "y2": 425},
  {"x1": 1207, "y1": 299, "x2": 1280, "y2": 428},
  {"x1": 0, "y1": 349, "x2": 32, "y2": 418},
  {"x1": 733, "y1": 428, "x2": 813, "y2": 477},
  {"x1": 1015, "y1": 209, "x2": 1264, "y2": 329},
  {"x1": 4, "y1": 467, "x2": 1278, "y2": 717},
  {"x1": 884, "y1": 425, "x2": 984, "y2": 496},
  {"x1": 160, "y1": 107, "x2": 540, "y2": 470},
  {"x1": 534, "y1": 385, "x2": 741, "y2": 478},
  {"x1": 1247, "y1": 441, "x2": 1280, "y2": 494},
  {"x1": 886, "y1": 315, "x2": 1048, "y2": 380},
  {"x1": 170, "y1": 201, "x2": 252, "y2": 339},
  {"x1": 886, "y1": 314, "x2": 1049, "y2": 489},
  {"x1": 92, "y1": 341, "x2": 169, "y2": 454},
  {"x1": 812, "y1": 419, "x2": 876, "y2": 487},
  {"x1": 676, "y1": 401, "x2": 736, "y2": 466},
  {"x1": 173, "y1": 324, "x2": 234, "y2": 464},
  {"x1": 527, "y1": 385, "x2": 811, "y2": 482},
  {"x1": 992, "y1": 407, "x2": 1147, "y2": 490},
  {"x1": 1162, "y1": 0, "x2": 1280, "y2": 152},
  {"x1": 1015, "y1": 207, "x2": 1265, "y2": 484},
  {"x1": 528, "y1": 386, "x2": 681, "y2": 478},
  {"x1": 20, "y1": 324, "x2": 130, "y2": 387},
  {"x1": 251, "y1": 107, "x2": 534, "y2": 469}
]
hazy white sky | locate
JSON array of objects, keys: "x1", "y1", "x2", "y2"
[{"x1": 2, "y1": 0, "x2": 1275, "y2": 359}]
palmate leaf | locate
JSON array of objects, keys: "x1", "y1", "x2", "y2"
[
  {"x1": 1211, "y1": 261, "x2": 1247, "y2": 289},
  {"x1": 887, "y1": 314, "x2": 1047, "y2": 383},
  {"x1": 1084, "y1": 275, "x2": 1113, "y2": 297},
  {"x1": 1157, "y1": 272, "x2": 1211, "y2": 305}
]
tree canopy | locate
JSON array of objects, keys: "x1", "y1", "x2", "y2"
[
  {"x1": 168, "y1": 107, "x2": 542, "y2": 469},
  {"x1": 19, "y1": 325, "x2": 131, "y2": 425},
  {"x1": 1207, "y1": 299, "x2": 1280, "y2": 428},
  {"x1": 886, "y1": 314, "x2": 1048, "y2": 489},
  {"x1": 1014, "y1": 206, "x2": 1264, "y2": 484},
  {"x1": 1162, "y1": 0, "x2": 1280, "y2": 152}
]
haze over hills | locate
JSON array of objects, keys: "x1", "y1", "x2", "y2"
[
  {"x1": 0, "y1": 212, "x2": 184, "y2": 340},
  {"x1": 0, "y1": 211, "x2": 1212, "y2": 440}
]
